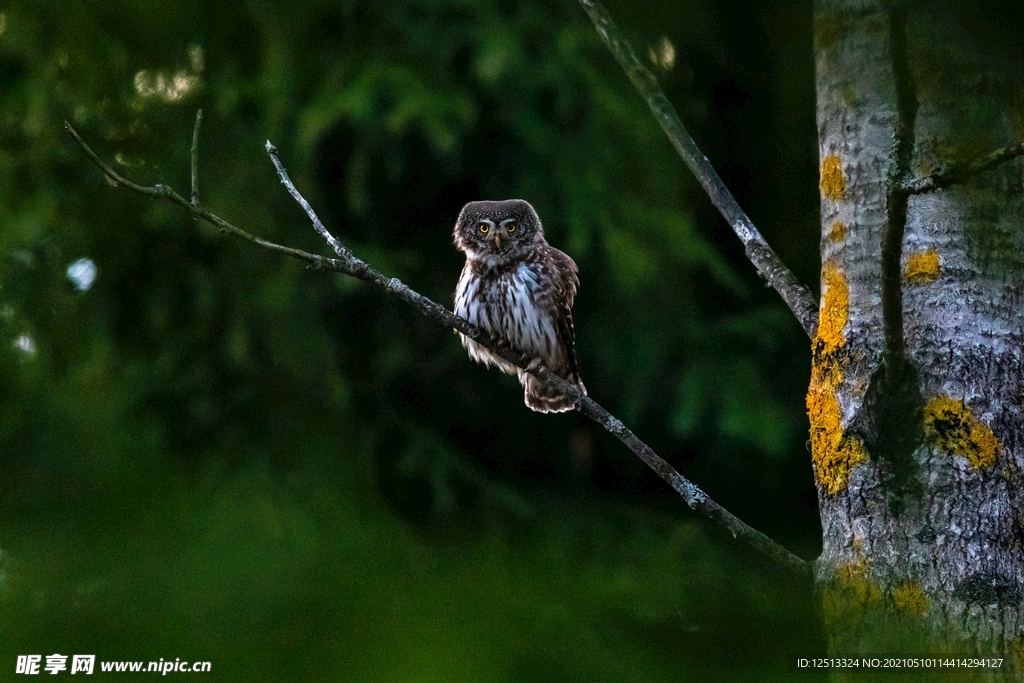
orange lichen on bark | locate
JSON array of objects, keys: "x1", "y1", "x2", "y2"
[
  {"x1": 905, "y1": 249, "x2": 940, "y2": 284},
  {"x1": 828, "y1": 220, "x2": 848, "y2": 242},
  {"x1": 924, "y1": 396, "x2": 1000, "y2": 469},
  {"x1": 834, "y1": 558, "x2": 875, "y2": 595},
  {"x1": 815, "y1": 263, "x2": 848, "y2": 350},
  {"x1": 891, "y1": 583, "x2": 929, "y2": 618},
  {"x1": 1012, "y1": 639, "x2": 1024, "y2": 674},
  {"x1": 808, "y1": 391, "x2": 868, "y2": 495},
  {"x1": 822, "y1": 558, "x2": 882, "y2": 626},
  {"x1": 813, "y1": 12, "x2": 848, "y2": 52},
  {"x1": 820, "y1": 154, "x2": 846, "y2": 200},
  {"x1": 807, "y1": 263, "x2": 866, "y2": 495}
]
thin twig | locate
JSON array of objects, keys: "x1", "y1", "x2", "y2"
[
  {"x1": 190, "y1": 109, "x2": 202, "y2": 208},
  {"x1": 65, "y1": 122, "x2": 321, "y2": 264},
  {"x1": 64, "y1": 121, "x2": 811, "y2": 577},
  {"x1": 266, "y1": 141, "x2": 351, "y2": 259},
  {"x1": 902, "y1": 140, "x2": 1024, "y2": 195},
  {"x1": 576, "y1": 0, "x2": 819, "y2": 340}
]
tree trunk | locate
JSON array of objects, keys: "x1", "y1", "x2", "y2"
[{"x1": 811, "y1": 0, "x2": 1024, "y2": 669}]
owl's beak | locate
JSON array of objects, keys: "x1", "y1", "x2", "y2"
[{"x1": 493, "y1": 233, "x2": 503, "y2": 250}]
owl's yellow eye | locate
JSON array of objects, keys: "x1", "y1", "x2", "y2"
[
  {"x1": 506, "y1": 222, "x2": 517, "y2": 233},
  {"x1": 478, "y1": 223, "x2": 489, "y2": 234}
]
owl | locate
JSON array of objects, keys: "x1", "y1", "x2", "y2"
[{"x1": 453, "y1": 199, "x2": 586, "y2": 413}]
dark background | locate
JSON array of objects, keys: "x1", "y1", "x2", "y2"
[{"x1": 1, "y1": 0, "x2": 827, "y2": 679}]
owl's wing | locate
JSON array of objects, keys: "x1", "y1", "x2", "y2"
[
  {"x1": 560, "y1": 300, "x2": 582, "y2": 384},
  {"x1": 549, "y1": 247, "x2": 582, "y2": 384},
  {"x1": 545, "y1": 246, "x2": 579, "y2": 306}
]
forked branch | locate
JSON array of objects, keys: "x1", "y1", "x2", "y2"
[
  {"x1": 576, "y1": 0, "x2": 819, "y2": 339},
  {"x1": 65, "y1": 119, "x2": 811, "y2": 576}
]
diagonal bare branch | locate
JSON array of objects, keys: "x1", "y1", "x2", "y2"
[
  {"x1": 65, "y1": 121, "x2": 812, "y2": 577},
  {"x1": 576, "y1": 0, "x2": 819, "y2": 339}
]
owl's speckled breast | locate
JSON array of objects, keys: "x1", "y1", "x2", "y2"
[{"x1": 454, "y1": 259, "x2": 560, "y2": 371}]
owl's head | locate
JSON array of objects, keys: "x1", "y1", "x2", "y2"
[{"x1": 453, "y1": 199, "x2": 543, "y2": 264}]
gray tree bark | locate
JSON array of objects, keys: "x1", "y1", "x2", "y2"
[{"x1": 812, "y1": 0, "x2": 1024, "y2": 669}]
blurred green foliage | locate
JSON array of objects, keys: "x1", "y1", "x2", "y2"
[{"x1": 0, "y1": 0, "x2": 824, "y2": 679}]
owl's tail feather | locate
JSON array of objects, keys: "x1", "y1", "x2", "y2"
[{"x1": 521, "y1": 372, "x2": 586, "y2": 414}]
